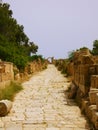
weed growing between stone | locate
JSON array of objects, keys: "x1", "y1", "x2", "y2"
[{"x1": 0, "y1": 82, "x2": 23, "y2": 101}]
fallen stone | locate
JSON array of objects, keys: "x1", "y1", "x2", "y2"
[{"x1": 0, "y1": 100, "x2": 12, "y2": 116}]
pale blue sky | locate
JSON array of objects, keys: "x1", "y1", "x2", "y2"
[{"x1": 3, "y1": 0, "x2": 98, "y2": 59}]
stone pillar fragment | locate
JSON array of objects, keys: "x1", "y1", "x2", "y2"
[{"x1": 0, "y1": 100, "x2": 12, "y2": 116}]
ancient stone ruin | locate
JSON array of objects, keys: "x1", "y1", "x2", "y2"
[
  {"x1": 67, "y1": 48, "x2": 98, "y2": 129},
  {"x1": 0, "y1": 100, "x2": 12, "y2": 116},
  {"x1": 0, "y1": 61, "x2": 14, "y2": 88},
  {"x1": 0, "y1": 59, "x2": 47, "y2": 87}
]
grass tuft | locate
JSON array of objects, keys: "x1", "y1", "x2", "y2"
[{"x1": 0, "y1": 81, "x2": 23, "y2": 101}]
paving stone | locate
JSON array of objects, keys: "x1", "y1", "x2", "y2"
[
  {"x1": 5, "y1": 123, "x2": 22, "y2": 130},
  {"x1": 74, "y1": 127, "x2": 87, "y2": 130},
  {"x1": 60, "y1": 128, "x2": 74, "y2": 130},
  {"x1": 35, "y1": 128, "x2": 45, "y2": 130},
  {"x1": 23, "y1": 125, "x2": 36, "y2": 130},
  {"x1": 46, "y1": 128, "x2": 60, "y2": 130},
  {"x1": 0, "y1": 128, "x2": 5, "y2": 130},
  {"x1": 23, "y1": 127, "x2": 36, "y2": 130},
  {"x1": 1, "y1": 117, "x2": 11, "y2": 122},
  {"x1": 0, "y1": 121, "x2": 4, "y2": 128}
]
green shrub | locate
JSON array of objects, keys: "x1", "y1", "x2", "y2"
[
  {"x1": 29, "y1": 54, "x2": 45, "y2": 62},
  {"x1": 0, "y1": 81, "x2": 23, "y2": 101}
]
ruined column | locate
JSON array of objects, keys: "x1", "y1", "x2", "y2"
[{"x1": 0, "y1": 100, "x2": 12, "y2": 116}]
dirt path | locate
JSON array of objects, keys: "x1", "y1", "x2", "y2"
[{"x1": 0, "y1": 65, "x2": 90, "y2": 130}]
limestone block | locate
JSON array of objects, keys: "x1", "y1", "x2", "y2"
[
  {"x1": 74, "y1": 65, "x2": 90, "y2": 88},
  {"x1": 96, "y1": 93, "x2": 98, "y2": 110},
  {"x1": 79, "y1": 65, "x2": 89, "y2": 75},
  {"x1": 15, "y1": 73, "x2": 20, "y2": 80},
  {"x1": 92, "y1": 110, "x2": 98, "y2": 124},
  {"x1": 89, "y1": 88, "x2": 98, "y2": 104},
  {"x1": 91, "y1": 75, "x2": 98, "y2": 88},
  {"x1": 89, "y1": 66, "x2": 96, "y2": 75},
  {"x1": 91, "y1": 109, "x2": 98, "y2": 130},
  {"x1": 0, "y1": 100, "x2": 12, "y2": 116},
  {"x1": 95, "y1": 76, "x2": 98, "y2": 88},
  {"x1": 87, "y1": 105, "x2": 96, "y2": 122},
  {"x1": 91, "y1": 75, "x2": 96, "y2": 88},
  {"x1": 81, "y1": 100, "x2": 89, "y2": 113},
  {"x1": 95, "y1": 121, "x2": 98, "y2": 130},
  {"x1": 95, "y1": 65, "x2": 98, "y2": 74}
]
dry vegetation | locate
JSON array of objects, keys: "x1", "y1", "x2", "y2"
[{"x1": 0, "y1": 81, "x2": 23, "y2": 101}]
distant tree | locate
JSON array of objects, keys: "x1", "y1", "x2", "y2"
[
  {"x1": 0, "y1": 3, "x2": 29, "y2": 44},
  {"x1": 0, "y1": 2, "x2": 39, "y2": 70},
  {"x1": 92, "y1": 40, "x2": 98, "y2": 55},
  {"x1": 29, "y1": 42, "x2": 38, "y2": 55},
  {"x1": 29, "y1": 55, "x2": 44, "y2": 62}
]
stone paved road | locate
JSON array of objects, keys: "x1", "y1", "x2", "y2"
[{"x1": 0, "y1": 65, "x2": 90, "y2": 130}]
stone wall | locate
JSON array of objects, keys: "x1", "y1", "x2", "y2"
[
  {"x1": 67, "y1": 49, "x2": 98, "y2": 129},
  {"x1": 15, "y1": 59, "x2": 47, "y2": 81},
  {"x1": 0, "y1": 59, "x2": 47, "y2": 88},
  {"x1": 0, "y1": 61, "x2": 14, "y2": 89},
  {"x1": 66, "y1": 62, "x2": 74, "y2": 76}
]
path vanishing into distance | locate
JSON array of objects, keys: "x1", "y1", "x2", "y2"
[{"x1": 0, "y1": 65, "x2": 90, "y2": 130}]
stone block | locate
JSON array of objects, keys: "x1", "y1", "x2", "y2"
[
  {"x1": 79, "y1": 65, "x2": 89, "y2": 75},
  {"x1": 96, "y1": 65, "x2": 98, "y2": 74},
  {"x1": 89, "y1": 66, "x2": 96, "y2": 75},
  {"x1": 87, "y1": 105, "x2": 96, "y2": 122},
  {"x1": 0, "y1": 120, "x2": 4, "y2": 128},
  {"x1": 92, "y1": 110, "x2": 98, "y2": 124},
  {"x1": 81, "y1": 100, "x2": 89, "y2": 113},
  {"x1": 91, "y1": 75, "x2": 98, "y2": 88},
  {"x1": 91, "y1": 75, "x2": 96, "y2": 88},
  {"x1": 89, "y1": 88, "x2": 98, "y2": 104},
  {"x1": 96, "y1": 93, "x2": 98, "y2": 110},
  {"x1": 46, "y1": 128, "x2": 60, "y2": 130},
  {"x1": 0, "y1": 100, "x2": 12, "y2": 116},
  {"x1": 95, "y1": 76, "x2": 98, "y2": 88},
  {"x1": 91, "y1": 109, "x2": 98, "y2": 130},
  {"x1": 5, "y1": 123, "x2": 22, "y2": 130}
]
